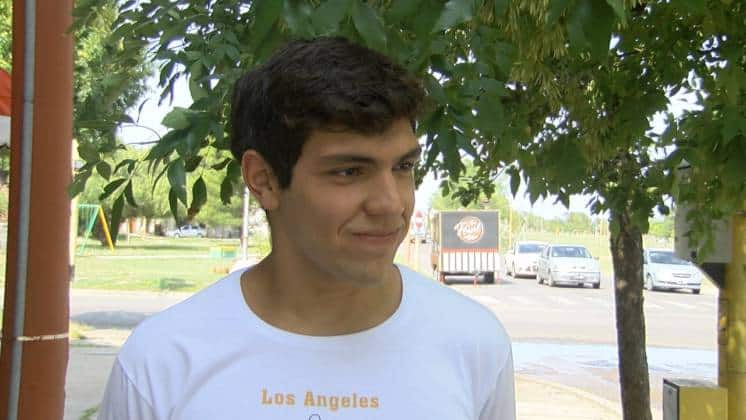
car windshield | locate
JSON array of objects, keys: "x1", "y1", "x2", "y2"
[
  {"x1": 518, "y1": 244, "x2": 544, "y2": 253},
  {"x1": 551, "y1": 246, "x2": 591, "y2": 258},
  {"x1": 649, "y1": 251, "x2": 688, "y2": 265}
]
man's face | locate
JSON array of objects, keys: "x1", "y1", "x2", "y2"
[{"x1": 268, "y1": 118, "x2": 419, "y2": 286}]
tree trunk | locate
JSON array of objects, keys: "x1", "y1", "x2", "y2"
[{"x1": 609, "y1": 208, "x2": 652, "y2": 420}]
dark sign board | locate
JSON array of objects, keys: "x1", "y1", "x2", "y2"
[{"x1": 440, "y1": 211, "x2": 499, "y2": 249}]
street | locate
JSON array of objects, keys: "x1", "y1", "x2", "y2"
[
  {"x1": 451, "y1": 273, "x2": 718, "y2": 417},
  {"x1": 453, "y1": 273, "x2": 717, "y2": 350}
]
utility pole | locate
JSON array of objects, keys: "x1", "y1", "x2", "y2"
[
  {"x1": 241, "y1": 187, "x2": 250, "y2": 261},
  {"x1": 0, "y1": 1, "x2": 73, "y2": 419},
  {"x1": 722, "y1": 211, "x2": 745, "y2": 419}
]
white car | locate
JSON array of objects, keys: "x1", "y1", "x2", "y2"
[
  {"x1": 537, "y1": 244, "x2": 601, "y2": 288},
  {"x1": 504, "y1": 241, "x2": 547, "y2": 278},
  {"x1": 643, "y1": 249, "x2": 702, "y2": 294},
  {"x1": 165, "y1": 224, "x2": 206, "y2": 238}
]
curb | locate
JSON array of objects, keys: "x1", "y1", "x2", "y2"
[{"x1": 516, "y1": 374, "x2": 622, "y2": 416}]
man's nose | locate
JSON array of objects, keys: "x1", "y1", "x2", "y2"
[{"x1": 364, "y1": 172, "x2": 405, "y2": 216}]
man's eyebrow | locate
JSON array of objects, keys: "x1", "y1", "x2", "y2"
[
  {"x1": 399, "y1": 146, "x2": 423, "y2": 161},
  {"x1": 318, "y1": 146, "x2": 422, "y2": 165}
]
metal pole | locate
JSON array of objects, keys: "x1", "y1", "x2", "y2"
[
  {"x1": 723, "y1": 212, "x2": 746, "y2": 419},
  {"x1": 7, "y1": 0, "x2": 35, "y2": 418},
  {"x1": 241, "y1": 187, "x2": 249, "y2": 260}
]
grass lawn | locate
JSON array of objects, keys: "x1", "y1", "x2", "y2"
[
  {"x1": 72, "y1": 236, "x2": 261, "y2": 292},
  {"x1": 0, "y1": 236, "x2": 267, "y2": 293}
]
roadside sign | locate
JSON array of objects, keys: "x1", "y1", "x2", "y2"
[{"x1": 412, "y1": 210, "x2": 426, "y2": 237}]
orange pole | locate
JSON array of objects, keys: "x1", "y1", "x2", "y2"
[{"x1": 0, "y1": 1, "x2": 73, "y2": 419}]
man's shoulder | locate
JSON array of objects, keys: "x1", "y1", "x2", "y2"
[
  {"x1": 118, "y1": 271, "x2": 243, "y2": 362},
  {"x1": 399, "y1": 265, "x2": 509, "y2": 342}
]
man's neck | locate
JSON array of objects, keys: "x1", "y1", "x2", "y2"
[{"x1": 239, "y1": 254, "x2": 402, "y2": 336}]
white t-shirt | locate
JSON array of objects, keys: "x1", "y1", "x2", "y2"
[{"x1": 98, "y1": 265, "x2": 515, "y2": 420}]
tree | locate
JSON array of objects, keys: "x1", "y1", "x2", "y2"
[
  {"x1": 648, "y1": 215, "x2": 674, "y2": 240},
  {"x1": 0, "y1": 0, "x2": 151, "y2": 240},
  {"x1": 430, "y1": 161, "x2": 510, "y2": 213},
  {"x1": 0, "y1": 0, "x2": 10, "y2": 72},
  {"x1": 74, "y1": 1, "x2": 746, "y2": 418}
]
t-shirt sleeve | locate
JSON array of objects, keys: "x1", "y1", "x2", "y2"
[
  {"x1": 479, "y1": 349, "x2": 516, "y2": 420},
  {"x1": 97, "y1": 358, "x2": 158, "y2": 420}
]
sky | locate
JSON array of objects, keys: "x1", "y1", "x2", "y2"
[{"x1": 119, "y1": 76, "x2": 697, "y2": 221}]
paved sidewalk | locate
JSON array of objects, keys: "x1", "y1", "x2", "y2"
[{"x1": 65, "y1": 330, "x2": 623, "y2": 420}]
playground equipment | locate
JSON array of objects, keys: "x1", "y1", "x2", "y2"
[{"x1": 77, "y1": 204, "x2": 114, "y2": 253}]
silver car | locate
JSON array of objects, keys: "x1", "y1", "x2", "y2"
[
  {"x1": 165, "y1": 224, "x2": 206, "y2": 238},
  {"x1": 504, "y1": 241, "x2": 547, "y2": 278},
  {"x1": 643, "y1": 249, "x2": 702, "y2": 294},
  {"x1": 537, "y1": 244, "x2": 601, "y2": 288}
]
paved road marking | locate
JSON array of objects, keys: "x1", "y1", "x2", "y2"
[
  {"x1": 581, "y1": 297, "x2": 609, "y2": 306},
  {"x1": 473, "y1": 295, "x2": 500, "y2": 306},
  {"x1": 656, "y1": 300, "x2": 697, "y2": 310},
  {"x1": 549, "y1": 296, "x2": 575, "y2": 305},
  {"x1": 507, "y1": 295, "x2": 534, "y2": 306},
  {"x1": 644, "y1": 302, "x2": 664, "y2": 310}
]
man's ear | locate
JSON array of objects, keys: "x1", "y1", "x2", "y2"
[{"x1": 241, "y1": 150, "x2": 281, "y2": 211}]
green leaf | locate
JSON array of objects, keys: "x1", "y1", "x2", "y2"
[
  {"x1": 604, "y1": 0, "x2": 625, "y2": 23},
  {"x1": 167, "y1": 158, "x2": 188, "y2": 205},
  {"x1": 312, "y1": 0, "x2": 353, "y2": 33},
  {"x1": 586, "y1": 1, "x2": 616, "y2": 61},
  {"x1": 96, "y1": 161, "x2": 112, "y2": 180},
  {"x1": 494, "y1": 0, "x2": 509, "y2": 17},
  {"x1": 220, "y1": 176, "x2": 234, "y2": 205},
  {"x1": 284, "y1": 0, "x2": 314, "y2": 37},
  {"x1": 211, "y1": 157, "x2": 233, "y2": 170},
  {"x1": 681, "y1": 0, "x2": 706, "y2": 14},
  {"x1": 567, "y1": 0, "x2": 615, "y2": 61},
  {"x1": 509, "y1": 170, "x2": 520, "y2": 197},
  {"x1": 189, "y1": 176, "x2": 208, "y2": 215},
  {"x1": 113, "y1": 159, "x2": 136, "y2": 174},
  {"x1": 77, "y1": 142, "x2": 100, "y2": 162},
  {"x1": 124, "y1": 180, "x2": 138, "y2": 207},
  {"x1": 68, "y1": 172, "x2": 91, "y2": 198},
  {"x1": 385, "y1": 0, "x2": 424, "y2": 22},
  {"x1": 424, "y1": 74, "x2": 448, "y2": 105},
  {"x1": 567, "y1": 0, "x2": 592, "y2": 53},
  {"x1": 251, "y1": 0, "x2": 284, "y2": 43},
  {"x1": 162, "y1": 107, "x2": 191, "y2": 130},
  {"x1": 145, "y1": 129, "x2": 182, "y2": 161},
  {"x1": 433, "y1": 0, "x2": 474, "y2": 32},
  {"x1": 99, "y1": 178, "x2": 128, "y2": 201},
  {"x1": 547, "y1": 0, "x2": 571, "y2": 27},
  {"x1": 189, "y1": 77, "x2": 208, "y2": 102},
  {"x1": 168, "y1": 188, "x2": 180, "y2": 221},
  {"x1": 110, "y1": 194, "x2": 125, "y2": 243},
  {"x1": 185, "y1": 155, "x2": 203, "y2": 172},
  {"x1": 351, "y1": 0, "x2": 387, "y2": 52}
]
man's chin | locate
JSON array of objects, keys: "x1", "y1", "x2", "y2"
[{"x1": 332, "y1": 259, "x2": 397, "y2": 287}]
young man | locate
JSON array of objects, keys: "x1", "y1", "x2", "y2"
[{"x1": 98, "y1": 37, "x2": 515, "y2": 419}]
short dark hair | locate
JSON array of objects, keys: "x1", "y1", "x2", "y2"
[{"x1": 230, "y1": 37, "x2": 425, "y2": 188}]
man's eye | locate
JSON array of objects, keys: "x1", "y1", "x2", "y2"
[
  {"x1": 396, "y1": 161, "x2": 416, "y2": 171},
  {"x1": 332, "y1": 167, "x2": 362, "y2": 177}
]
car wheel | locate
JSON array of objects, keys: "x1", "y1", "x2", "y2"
[
  {"x1": 512, "y1": 264, "x2": 517, "y2": 278},
  {"x1": 197, "y1": 233, "x2": 204, "y2": 238},
  {"x1": 692, "y1": 289, "x2": 701, "y2": 295},
  {"x1": 483, "y1": 272, "x2": 495, "y2": 284},
  {"x1": 593, "y1": 282, "x2": 600, "y2": 289},
  {"x1": 645, "y1": 274, "x2": 654, "y2": 291},
  {"x1": 548, "y1": 272, "x2": 555, "y2": 287}
]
